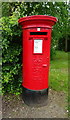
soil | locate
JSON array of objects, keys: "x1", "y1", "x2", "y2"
[{"x1": 2, "y1": 89, "x2": 68, "y2": 118}]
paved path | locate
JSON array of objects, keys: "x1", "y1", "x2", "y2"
[{"x1": 2, "y1": 89, "x2": 68, "y2": 118}]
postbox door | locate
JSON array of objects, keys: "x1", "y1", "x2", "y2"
[
  {"x1": 32, "y1": 37, "x2": 50, "y2": 90},
  {"x1": 31, "y1": 29, "x2": 51, "y2": 90}
]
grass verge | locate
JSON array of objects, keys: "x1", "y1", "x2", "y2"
[{"x1": 49, "y1": 50, "x2": 68, "y2": 93}]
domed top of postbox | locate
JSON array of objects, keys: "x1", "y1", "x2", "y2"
[{"x1": 18, "y1": 15, "x2": 57, "y2": 29}]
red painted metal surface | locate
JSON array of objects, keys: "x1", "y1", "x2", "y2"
[{"x1": 18, "y1": 15, "x2": 57, "y2": 90}]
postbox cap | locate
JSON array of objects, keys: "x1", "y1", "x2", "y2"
[{"x1": 18, "y1": 15, "x2": 57, "y2": 29}]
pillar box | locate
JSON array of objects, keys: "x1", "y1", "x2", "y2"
[{"x1": 18, "y1": 15, "x2": 57, "y2": 106}]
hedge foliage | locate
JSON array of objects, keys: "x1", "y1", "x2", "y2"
[{"x1": 2, "y1": 15, "x2": 22, "y2": 95}]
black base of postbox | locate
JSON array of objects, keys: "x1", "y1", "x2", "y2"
[{"x1": 22, "y1": 87, "x2": 48, "y2": 107}]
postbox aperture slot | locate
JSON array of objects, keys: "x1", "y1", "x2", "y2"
[{"x1": 30, "y1": 32, "x2": 47, "y2": 35}]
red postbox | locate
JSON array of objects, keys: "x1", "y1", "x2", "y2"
[{"x1": 18, "y1": 15, "x2": 57, "y2": 106}]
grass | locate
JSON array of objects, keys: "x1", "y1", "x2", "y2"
[{"x1": 49, "y1": 50, "x2": 68, "y2": 93}]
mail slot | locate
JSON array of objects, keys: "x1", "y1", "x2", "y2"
[
  {"x1": 30, "y1": 32, "x2": 47, "y2": 35},
  {"x1": 18, "y1": 15, "x2": 57, "y2": 106}
]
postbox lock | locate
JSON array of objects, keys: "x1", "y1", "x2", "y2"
[{"x1": 42, "y1": 64, "x2": 47, "y2": 67}]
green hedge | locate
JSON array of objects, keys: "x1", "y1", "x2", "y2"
[{"x1": 2, "y1": 15, "x2": 22, "y2": 95}]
